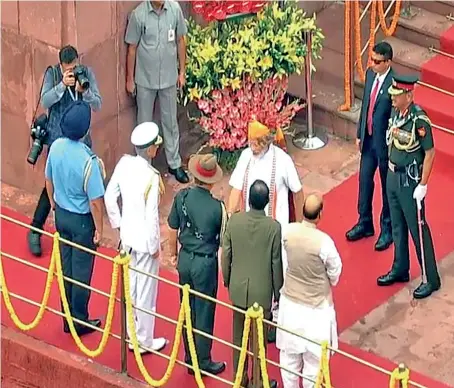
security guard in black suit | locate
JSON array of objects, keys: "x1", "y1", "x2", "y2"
[
  {"x1": 346, "y1": 41, "x2": 394, "y2": 251},
  {"x1": 167, "y1": 154, "x2": 228, "y2": 376},
  {"x1": 377, "y1": 74, "x2": 441, "y2": 299}
]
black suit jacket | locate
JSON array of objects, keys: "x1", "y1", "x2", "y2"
[{"x1": 357, "y1": 67, "x2": 394, "y2": 160}]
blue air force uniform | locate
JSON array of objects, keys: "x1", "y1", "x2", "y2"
[{"x1": 45, "y1": 100, "x2": 105, "y2": 334}]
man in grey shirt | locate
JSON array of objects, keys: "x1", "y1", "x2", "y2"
[
  {"x1": 27, "y1": 45, "x2": 102, "y2": 257},
  {"x1": 125, "y1": 0, "x2": 189, "y2": 184}
]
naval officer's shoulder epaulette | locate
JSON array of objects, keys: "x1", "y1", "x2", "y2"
[{"x1": 148, "y1": 164, "x2": 161, "y2": 176}]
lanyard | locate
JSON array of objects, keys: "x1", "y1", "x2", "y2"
[{"x1": 67, "y1": 87, "x2": 79, "y2": 102}]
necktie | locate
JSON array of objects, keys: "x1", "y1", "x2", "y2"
[{"x1": 367, "y1": 78, "x2": 380, "y2": 135}]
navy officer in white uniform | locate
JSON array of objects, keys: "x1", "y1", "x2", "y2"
[{"x1": 105, "y1": 122, "x2": 168, "y2": 353}]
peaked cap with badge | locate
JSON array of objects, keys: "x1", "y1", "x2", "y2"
[
  {"x1": 131, "y1": 122, "x2": 163, "y2": 149},
  {"x1": 131, "y1": 122, "x2": 165, "y2": 199},
  {"x1": 388, "y1": 74, "x2": 419, "y2": 96}
]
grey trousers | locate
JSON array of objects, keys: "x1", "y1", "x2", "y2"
[{"x1": 136, "y1": 84, "x2": 182, "y2": 169}]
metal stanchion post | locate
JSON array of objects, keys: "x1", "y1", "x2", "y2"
[
  {"x1": 398, "y1": 363, "x2": 407, "y2": 388},
  {"x1": 119, "y1": 249, "x2": 128, "y2": 374},
  {"x1": 292, "y1": 30, "x2": 328, "y2": 151},
  {"x1": 251, "y1": 304, "x2": 261, "y2": 388}
]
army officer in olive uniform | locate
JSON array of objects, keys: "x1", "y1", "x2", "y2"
[
  {"x1": 377, "y1": 74, "x2": 441, "y2": 299},
  {"x1": 167, "y1": 154, "x2": 228, "y2": 376}
]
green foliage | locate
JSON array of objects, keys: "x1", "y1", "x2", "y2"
[{"x1": 181, "y1": 1, "x2": 324, "y2": 105}]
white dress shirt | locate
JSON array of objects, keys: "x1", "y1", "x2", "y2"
[
  {"x1": 371, "y1": 66, "x2": 391, "y2": 98},
  {"x1": 104, "y1": 155, "x2": 160, "y2": 254}
]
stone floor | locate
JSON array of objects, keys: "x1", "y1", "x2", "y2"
[{"x1": 2, "y1": 131, "x2": 454, "y2": 386}]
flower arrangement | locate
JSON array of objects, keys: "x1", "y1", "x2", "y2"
[
  {"x1": 191, "y1": 1, "x2": 267, "y2": 22},
  {"x1": 182, "y1": 1, "x2": 324, "y2": 160},
  {"x1": 196, "y1": 76, "x2": 304, "y2": 151}
]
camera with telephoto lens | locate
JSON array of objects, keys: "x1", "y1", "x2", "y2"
[
  {"x1": 27, "y1": 114, "x2": 49, "y2": 165},
  {"x1": 73, "y1": 64, "x2": 90, "y2": 89}
]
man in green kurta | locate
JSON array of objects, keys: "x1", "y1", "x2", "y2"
[
  {"x1": 167, "y1": 154, "x2": 228, "y2": 376},
  {"x1": 377, "y1": 74, "x2": 441, "y2": 300},
  {"x1": 222, "y1": 179, "x2": 282, "y2": 388}
]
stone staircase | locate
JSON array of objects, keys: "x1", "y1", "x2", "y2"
[{"x1": 288, "y1": 1, "x2": 454, "y2": 142}]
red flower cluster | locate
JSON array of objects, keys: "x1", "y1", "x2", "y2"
[
  {"x1": 191, "y1": 1, "x2": 267, "y2": 22},
  {"x1": 196, "y1": 77, "x2": 305, "y2": 151}
]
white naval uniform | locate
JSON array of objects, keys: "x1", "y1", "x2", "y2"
[
  {"x1": 276, "y1": 224, "x2": 342, "y2": 388},
  {"x1": 105, "y1": 155, "x2": 161, "y2": 349},
  {"x1": 229, "y1": 144, "x2": 302, "y2": 321}
]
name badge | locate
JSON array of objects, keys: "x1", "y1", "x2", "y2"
[{"x1": 168, "y1": 29, "x2": 175, "y2": 42}]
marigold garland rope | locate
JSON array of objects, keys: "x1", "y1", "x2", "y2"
[
  {"x1": 341, "y1": 0, "x2": 403, "y2": 110},
  {"x1": 378, "y1": 0, "x2": 402, "y2": 37},
  {"x1": 339, "y1": 0, "x2": 352, "y2": 111}
]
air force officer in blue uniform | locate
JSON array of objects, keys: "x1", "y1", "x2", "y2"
[{"x1": 45, "y1": 100, "x2": 106, "y2": 335}]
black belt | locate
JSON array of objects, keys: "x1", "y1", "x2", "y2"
[
  {"x1": 388, "y1": 161, "x2": 407, "y2": 173},
  {"x1": 181, "y1": 247, "x2": 217, "y2": 258}
]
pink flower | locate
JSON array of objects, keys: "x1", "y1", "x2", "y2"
[{"x1": 197, "y1": 99, "x2": 211, "y2": 114}]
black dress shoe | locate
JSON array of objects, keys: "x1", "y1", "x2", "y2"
[
  {"x1": 188, "y1": 361, "x2": 226, "y2": 376},
  {"x1": 374, "y1": 232, "x2": 393, "y2": 251},
  {"x1": 64, "y1": 318, "x2": 102, "y2": 336},
  {"x1": 377, "y1": 271, "x2": 409, "y2": 286},
  {"x1": 413, "y1": 282, "x2": 440, "y2": 299},
  {"x1": 267, "y1": 326, "x2": 276, "y2": 343},
  {"x1": 346, "y1": 223, "x2": 374, "y2": 242},
  {"x1": 27, "y1": 231, "x2": 42, "y2": 257},
  {"x1": 169, "y1": 167, "x2": 189, "y2": 184}
]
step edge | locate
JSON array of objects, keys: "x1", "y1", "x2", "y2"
[{"x1": 397, "y1": 7, "x2": 454, "y2": 40}]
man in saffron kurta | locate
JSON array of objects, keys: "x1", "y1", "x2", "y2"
[{"x1": 227, "y1": 120, "x2": 304, "y2": 341}]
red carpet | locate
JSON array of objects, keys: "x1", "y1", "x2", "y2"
[
  {"x1": 2, "y1": 151, "x2": 454, "y2": 388},
  {"x1": 416, "y1": 25, "x2": 454, "y2": 158}
]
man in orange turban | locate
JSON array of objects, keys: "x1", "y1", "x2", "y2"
[{"x1": 227, "y1": 120, "x2": 304, "y2": 342}]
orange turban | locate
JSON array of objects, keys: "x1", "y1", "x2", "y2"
[{"x1": 248, "y1": 120, "x2": 284, "y2": 143}]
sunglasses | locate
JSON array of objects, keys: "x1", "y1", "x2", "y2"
[{"x1": 372, "y1": 58, "x2": 387, "y2": 65}]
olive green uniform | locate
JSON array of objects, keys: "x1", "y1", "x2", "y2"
[
  {"x1": 168, "y1": 186, "x2": 227, "y2": 367},
  {"x1": 386, "y1": 103, "x2": 441, "y2": 288}
]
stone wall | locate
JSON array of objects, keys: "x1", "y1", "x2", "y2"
[{"x1": 1, "y1": 1, "x2": 328, "y2": 195}]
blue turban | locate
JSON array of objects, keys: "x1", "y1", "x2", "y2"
[{"x1": 60, "y1": 100, "x2": 91, "y2": 141}]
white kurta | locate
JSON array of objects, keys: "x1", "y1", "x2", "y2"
[
  {"x1": 229, "y1": 144, "x2": 302, "y2": 227},
  {"x1": 276, "y1": 233, "x2": 342, "y2": 388},
  {"x1": 104, "y1": 155, "x2": 161, "y2": 348}
]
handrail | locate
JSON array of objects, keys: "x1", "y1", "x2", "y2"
[
  {"x1": 358, "y1": 0, "x2": 397, "y2": 61},
  {"x1": 0, "y1": 214, "x2": 247, "y2": 316},
  {"x1": 417, "y1": 81, "x2": 454, "y2": 98},
  {"x1": 0, "y1": 214, "x2": 422, "y2": 387},
  {"x1": 433, "y1": 123, "x2": 454, "y2": 136},
  {"x1": 359, "y1": 0, "x2": 373, "y2": 23},
  {"x1": 429, "y1": 46, "x2": 454, "y2": 60}
]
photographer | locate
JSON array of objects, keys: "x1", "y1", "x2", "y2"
[{"x1": 28, "y1": 45, "x2": 102, "y2": 257}]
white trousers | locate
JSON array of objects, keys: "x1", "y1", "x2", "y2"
[
  {"x1": 280, "y1": 349, "x2": 321, "y2": 388},
  {"x1": 127, "y1": 249, "x2": 160, "y2": 348},
  {"x1": 272, "y1": 246, "x2": 287, "y2": 322}
]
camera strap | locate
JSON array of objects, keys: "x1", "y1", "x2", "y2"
[{"x1": 31, "y1": 66, "x2": 55, "y2": 128}]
